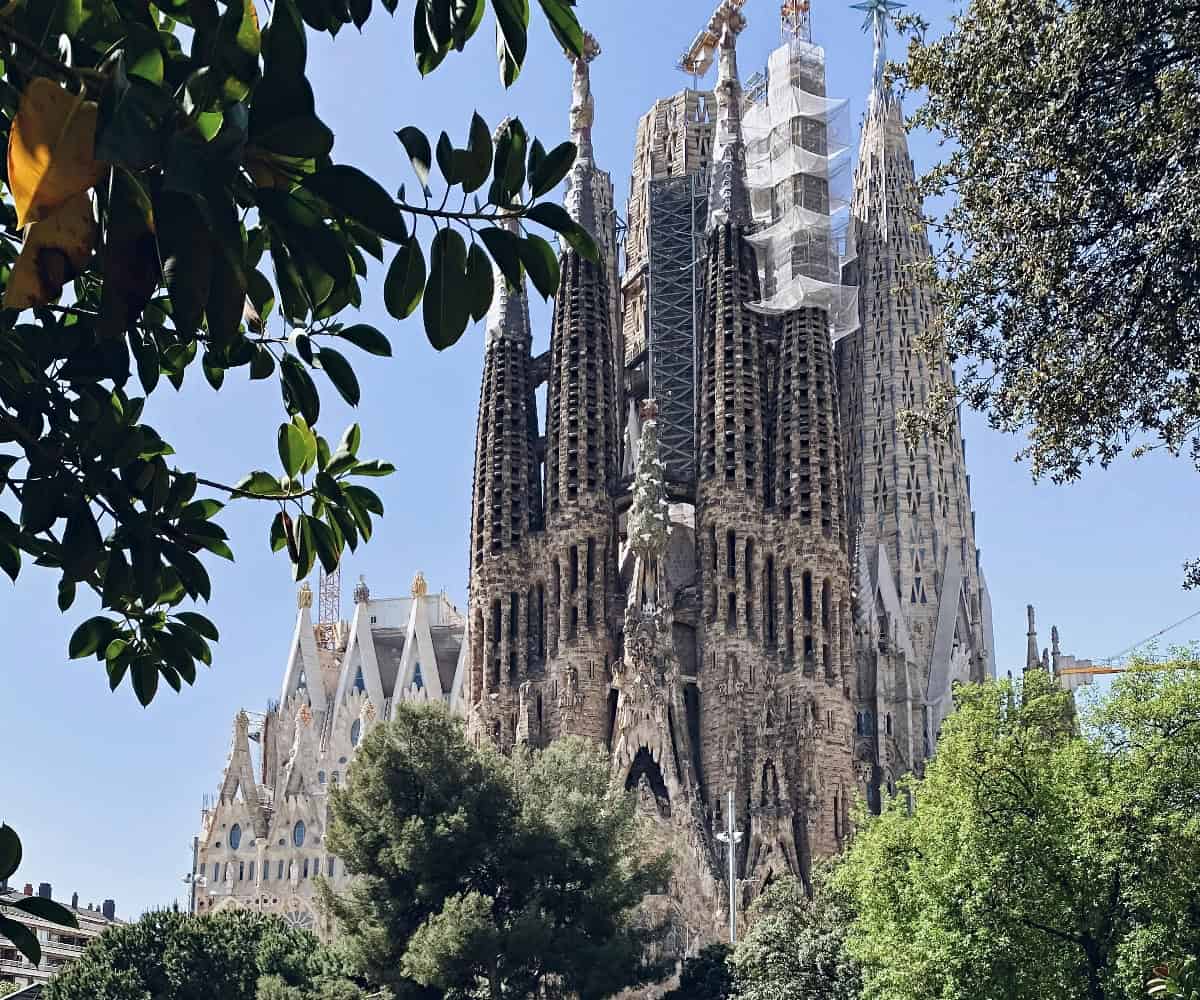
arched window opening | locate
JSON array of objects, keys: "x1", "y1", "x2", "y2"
[
  {"x1": 350, "y1": 719, "x2": 361, "y2": 747},
  {"x1": 765, "y1": 556, "x2": 776, "y2": 644},
  {"x1": 293, "y1": 821, "x2": 306, "y2": 848},
  {"x1": 802, "y1": 571, "x2": 813, "y2": 621},
  {"x1": 821, "y1": 578, "x2": 832, "y2": 634},
  {"x1": 727, "y1": 592, "x2": 737, "y2": 629},
  {"x1": 569, "y1": 546, "x2": 579, "y2": 594},
  {"x1": 726, "y1": 531, "x2": 736, "y2": 579},
  {"x1": 229, "y1": 824, "x2": 242, "y2": 851},
  {"x1": 537, "y1": 583, "x2": 547, "y2": 660}
]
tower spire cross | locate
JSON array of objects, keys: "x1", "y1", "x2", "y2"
[{"x1": 849, "y1": 0, "x2": 906, "y2": 95}]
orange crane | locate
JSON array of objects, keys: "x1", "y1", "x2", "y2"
[{"x1": 677, "y1": 0, "x2": 747, "y2": 76}]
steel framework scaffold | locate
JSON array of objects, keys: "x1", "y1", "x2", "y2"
[{"x1": 646, "y1": 170, "x2": 710, "y2": 485}]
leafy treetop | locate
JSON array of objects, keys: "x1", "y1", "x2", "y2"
[
  {"x1": 892, "y1": 0, "x2": 1200, "y2": 584},
  {"x1": 0, "y1": 0, "x2": 596, "y2": 709}
]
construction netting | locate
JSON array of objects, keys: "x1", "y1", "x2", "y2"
[{"x1": 741, "y1": 39, "x2": 858, "y2": 335}]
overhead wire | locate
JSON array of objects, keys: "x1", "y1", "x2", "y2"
[{"x1": 1101, "y1": 607, "x2": 1200, "y2": 664}]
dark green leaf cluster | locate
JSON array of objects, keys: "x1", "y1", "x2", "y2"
[
  {"x1": 387, "y1": 114, "x2": 597, "y2": 351},
  {"x1": 321, "y1": 704, "x2": 673, "y2": 1000},
  {"x1": 895, "y1": 0, "x2": 1200, "y2": 582},
  {"x1": 42, "y1": 907, "x2": 366, "y2": 1000},
  {"x1": 729, "y1": 872, "x2": 860, "y2": 1000},
  {"x1": 0, "y1": 823, "x2": 79, "y2": 967},
  {"x1": 0, "y1": 0, "x2": 593, "y2": 704},
  {"x1": 664, "y1": 943, "x2": 732, "y2": 1000},
  {"x1": 835, "y1": 662, "x2": 1200, "y2": 1000}
]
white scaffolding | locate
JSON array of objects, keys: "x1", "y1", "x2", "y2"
[{"x1": 741, "y1": 39, "x2": 858, "y2": 334}]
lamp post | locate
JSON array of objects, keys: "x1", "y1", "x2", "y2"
[{"x1": 714, "y1": 788, "x2": 743, "y2": 944}]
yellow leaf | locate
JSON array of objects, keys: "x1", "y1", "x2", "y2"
[
  {"x1": 8, "y1": 78, "x2": 106, "y2": 227},
  {"x1": 3, "y1": 191, "x2": 97, "y2": 310}
]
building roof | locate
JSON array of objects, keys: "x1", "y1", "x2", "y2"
[{"x1": 7, "y1": 984, "x2": 43, "y2": 999}]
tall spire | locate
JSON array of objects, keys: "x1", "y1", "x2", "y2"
[
  {"x1": 850, "y1": 0, "x2": 906, "y2": 108},
  {"x1": 707, "y1": 10, "x2": 750, "y2": 229},
  {"x1": 563, "y1": 33, "x2": 606, "y2": 244},
  {"x1": 566, "y1": 33, "x2": 600, "y2": 165},
  {"x1": 1026, "y1": 605, "x2": 1040, "y2": 672}
]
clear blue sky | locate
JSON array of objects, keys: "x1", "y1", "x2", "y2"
[{"x1": 1, "y1": 0, "x2": 1196, "y2": 920}]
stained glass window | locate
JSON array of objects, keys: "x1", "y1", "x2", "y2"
[
  {"x1": 293, "y1": 820, "x2": 306, "y2": 847},
  {"x1": 350, "y1": 720, "x2": 361, "y2": 746},
  {"x1": 228, "y1": 824, "x2": 241, "y2": 850}
]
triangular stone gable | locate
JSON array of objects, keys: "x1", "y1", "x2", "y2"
[
  {"x1": 332, "y1": 602, "x2": 386, "y2": 731},
  {"x1": 279, "y1": 603, "x2": 325, "y2": 715}
]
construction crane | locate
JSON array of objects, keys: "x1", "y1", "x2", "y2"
[
  {"x1": 781, "y1": 0, "x2": 812, "y2": 41},
  {"x1": 677, "y1": 0, "x2": 747, "y2": 77},
  {"x1": 1057, "y1": 662, "x2": 1199, "y2": 677},
  {"x1": 315, "y1": 567, "x2": 340, "y2": 649}
]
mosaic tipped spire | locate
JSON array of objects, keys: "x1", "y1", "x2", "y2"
[
  {"x1": 563, "y1": 32, "x2": 604, "y2": 240},
  {"x1": 706, "y1": 10, "x2": 751, "y2": 229},
  {"x1": 850, "y1": 0, "x2": 905, "y2": 99},
  {"x1": 566, "y1": 32, "x2": 601, "y2": 165}
]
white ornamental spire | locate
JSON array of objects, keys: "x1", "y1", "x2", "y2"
[
  {"x1": 706, "y1": 9, "x2": 751, "y2": 229},
  {"x1": 563, "y1": 33, "x2": 604, "y2": 240},
  {"x1": 566, "y1": 32, "x2": 600, "y2": 165}
]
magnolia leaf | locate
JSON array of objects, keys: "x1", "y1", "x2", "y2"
[
  {"x1": 2, "y1": 191, "x2": 96, "y2": 310},
  {"x1": 8, "y1": 78, "x2": 105, "y2": 226},
  {"x1": 384, "y1": 237, "x2": 426, "y2": 319}
]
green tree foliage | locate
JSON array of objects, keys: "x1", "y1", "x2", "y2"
[
  {"x1": 0, "y1": 0, "x2": 595, "y2": 709},
  {"x1": 894, "y1": 0, "x2": 1200, "y2": 582},
  {"x1": 663, "y1": 943, "x2": 732, "y2": 1000},
  {"x1": 322, "y1": 703, "x2": 673, "y2": 999},
  {"x1": 836, "y1": 661, "x2": 1200, "y2": 1000},
  {"x1": 43, "y1": 908, "x2": 364, "y2": 1000},
  {"x1": 730, "y1": 872, "x2": 860, "y2": 1000}
]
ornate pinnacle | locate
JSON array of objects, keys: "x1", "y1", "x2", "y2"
[
  {"x1": 707, "y1": 13, "x2": 751, "y2": 229},
  {"x1": 297, "y1": 581, "x2": 313, "y2": 610},
  {"x1": 849, "y1": 0, "x2": 905, "y2": 100},
  {"x1": 353, "y1": 574, "x2": 370, "y2": 604},
  {"x1": 566, "y1": 32, "x2": 601, "y2": 163},
  {"x1": 411, "y1": 570, "x2": 428, "y2": 598}
]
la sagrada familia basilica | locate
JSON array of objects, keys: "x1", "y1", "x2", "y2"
[{"x1": 192, "y1": 0, "x2": 996, "y2": 951}]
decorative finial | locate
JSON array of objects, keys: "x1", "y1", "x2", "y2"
[
  {"x1": 640, "y1": 398, "x2": 659, "y2": 421},
  {"x1": 707, "y1": 10, "x2": 751, "y2": 229},
  {"x1": 566, "y1": 32, "x2": 601, "y2": 163},
  {"x1": 362, "y1": 699, "x2": 376, "y2": 721},
  {"x1": 353, "y1": 574, "x2": 370, "y2": 605},
  {"x1": 297, "y1": 581, "x2": 313, "y2": 610},
  {"x1": 298, "y1": 703, "x2": 313, "y2": 727},
  {"x1": 850, "y1": 0, "x2": 905, "y2": 101},
  {"x1": 411, "y1": 570, "x2": 428, "y2": 598},
  {"x1": 1025, "y1": 604, "x2": 1040, "y2": 672}
]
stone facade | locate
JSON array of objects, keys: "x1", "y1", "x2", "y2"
[
  {"x1": 462, "y1": 3, "x2": 994, "y2": 951},
  {"x1": 836, "y1": 87, "x2": 995, "y2": 802},
  {"x1": 191, "y1": 576, "x2": 466, "y2": 937}
]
